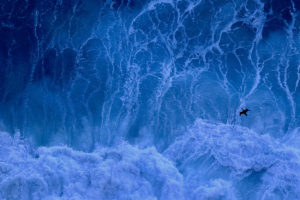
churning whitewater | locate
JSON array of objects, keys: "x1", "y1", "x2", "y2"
[{"x1": 1, "y1": 0, "x2": 300, "y2": 199}]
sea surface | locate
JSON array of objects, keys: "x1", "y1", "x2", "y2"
[{"x1": 1, "y1": 0, "x2": 300, "y2": 199}]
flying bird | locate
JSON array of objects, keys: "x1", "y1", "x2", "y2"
[{"x1": 240, "y1": 108, "x2": 250, "y2": 116}]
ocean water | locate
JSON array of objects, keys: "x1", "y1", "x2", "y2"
[{"x1": 1, "y1": 0, "x2": 300, "y2": 199}]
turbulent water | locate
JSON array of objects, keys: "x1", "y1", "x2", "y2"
[{"x1": 1, "y1": 0, "x2": 300, "y2": 199}]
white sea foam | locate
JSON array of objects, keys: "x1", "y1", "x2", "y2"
[
  {"x1": 164, "y1": 119, "x2": 300, "y2": 199},
  {"x1": 1, "y1": 119, "x2": 300, "y2": 199},
  {"x1": 0, "y1": 132, "x2": 183, "y2": 200}
]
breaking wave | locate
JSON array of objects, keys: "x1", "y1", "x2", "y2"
[
  {"x1": 1, "y1": 120, "x2": 300, "y2": 199},
  {"x1": 1, "y1": 0, "x2": 300, "y2": 199}
]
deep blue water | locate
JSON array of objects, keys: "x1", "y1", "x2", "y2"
[{"x1": 1, "y1": 0, "x2": 300, "y2": 199}]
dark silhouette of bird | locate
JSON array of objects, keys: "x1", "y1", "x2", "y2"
[{"x1": 240, "y1": 108, "x2": 250, "y2": 116}]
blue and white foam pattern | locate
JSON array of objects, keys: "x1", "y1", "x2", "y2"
[
  {"x1": 1, "y1": 121, "x2": 300, "y2": 199},
  {"x1": 1, "y1": 0, "x2": 300, "y2": 199}
]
